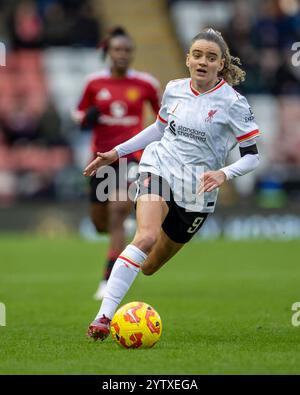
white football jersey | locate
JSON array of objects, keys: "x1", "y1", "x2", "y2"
[{"x1": 139, "y1": 78, "x2": 260, "y2": 212}]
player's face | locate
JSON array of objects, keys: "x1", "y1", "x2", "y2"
[
  {"x1": 108, "y1": 36, "x2": 134, "y2": 73},
  {"x1": 186, "y1": 39, "x2": 225, "y2": 90}
]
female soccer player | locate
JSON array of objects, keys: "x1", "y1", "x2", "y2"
[
  {"x1": 83, "y1": 28, "x2": 261, "y2": 340},
  {"x1": 75, "y1": 27, "x2": 160, "y2": 300}
]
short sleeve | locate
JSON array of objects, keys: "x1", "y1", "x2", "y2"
[
  {"x1": 157, "y1": 85, "x2": 169, "y2": 125},
  {"x1": 228, "y1": 96, "x2": 260, "y2": 143}
]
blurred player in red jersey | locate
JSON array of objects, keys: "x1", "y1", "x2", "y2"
[{"x1": 74, "y1": 27, "x2": 160, "y2": 300}]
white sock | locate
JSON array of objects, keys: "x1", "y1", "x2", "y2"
[{"x1": 95, "y1": 244, "x2": 147, "y2": 320}]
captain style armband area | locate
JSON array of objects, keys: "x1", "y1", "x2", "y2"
[{"x1": 239, "y1": 143, "x2": 258, "y2": 157}]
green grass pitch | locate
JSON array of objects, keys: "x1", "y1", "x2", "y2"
[{"x1": 1, "y1": 235, "x2": 300, "y2": 374}]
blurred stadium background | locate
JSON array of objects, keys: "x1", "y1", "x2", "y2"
[{"x1": 0, "y1": 0, "x2": 300, "y2": 240}]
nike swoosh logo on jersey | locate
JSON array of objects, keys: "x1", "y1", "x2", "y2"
[{"x1": 171, "y1": 102, "x2": 179, "y2": 114}]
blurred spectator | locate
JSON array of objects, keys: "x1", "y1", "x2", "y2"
[
  {"x1": 38, "y1": 101, "x2": 68, "y2": 146},
  {"x1": 69, "y1": 1, "x2": 100, "y2": 47},
  {"x1": 0, "y1": 0, "x2": 102, "y2": 203},
  {"x1": 43, "y1": 2, "x2": 72, "y2": 46},
  {"x1": 222, "y1": 2, "x2": 259, "y2": 94},
  {"x1": 9, "y1": 0, "x2": 44, "y2": 49},
  {"x1": 8, "y1": 0, "x2": 101, "y2": 48},
  {"x1": 276, "y1": 97, "x2": 300, "y2": 165},
  {"x1": 1, "y1": 95, "x2": 41, "y2": 144},
  {"x1": 247, "y1": 0, "x2": 300, "y2": 94},
  {"x1": 0, "y1": 94, "x2": 67, "y2": 146},
  {"x1": 223, "y1": 0, "x2": 300, "y2": 95},
  {"x1": 252, "y1": 0, "x2": 300, "y2": 49},
  {"x1": 0, "y1": 48, "x2": 73, "y2": 202},
  {"x1": 43, "y1": 0, "x2": 100, "y2": 47}
]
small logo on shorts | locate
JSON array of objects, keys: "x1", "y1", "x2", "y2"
[{"x1": 205, "y1": 109, "x2": 218, "y2": 123}]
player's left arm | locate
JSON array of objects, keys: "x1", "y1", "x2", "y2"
[
  {"x1": 199, "y1": 139, "x2": 260, "y2": 193},
  {"x1": 220, "y1": 139, "x2": 260, "y2": 180},
  {"x1": 199, "y1": 96, "x2": 260, "y2": 193}
]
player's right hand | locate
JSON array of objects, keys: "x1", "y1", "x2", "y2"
[{"x1": 83, "y1": 149, "x2": 119, "y2": 177}]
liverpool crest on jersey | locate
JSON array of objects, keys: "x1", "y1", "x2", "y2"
[{"x1": 205, "y1": 109, "x2": 218, "y2": 123}]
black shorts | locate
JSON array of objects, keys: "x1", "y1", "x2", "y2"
[
  {"x1": 90, "y1": 160, "x2": 139, "y2": 203},
  {"x1": 135, "y1": 172, "x2": 208, "y2": 243}
]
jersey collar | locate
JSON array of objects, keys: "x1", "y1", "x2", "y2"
[
  {"x1": 103, "y1": 68, "x2": 135, "y2": 78},
  {"x1": 190, "y1": 79, "x2": 226, "y2": 96}
]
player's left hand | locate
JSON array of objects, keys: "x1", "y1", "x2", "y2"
[{"x1": 198, "y1": 170, "x2": 226, "y2": 194}]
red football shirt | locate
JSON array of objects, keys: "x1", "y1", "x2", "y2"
[{"x1": 77, "y1": 68, "x2": 161, "y2": 161}]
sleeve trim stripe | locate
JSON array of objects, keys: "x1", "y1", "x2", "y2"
[
  {"x1": 157, "y1": 114, "x2": 168, "y2": 124},
  {"x1": 237, "y1": 129, "x2": 260, "y2": 142}
]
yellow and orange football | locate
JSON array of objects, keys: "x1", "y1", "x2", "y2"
[{"x1": 110, "y1": 301, "x2": 162, "y2": 349}]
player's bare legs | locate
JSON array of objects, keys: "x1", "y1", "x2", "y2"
[
  {"x1": 90, "y1": 203, "x2": 109, "y2": 233},
  {"x1": 141, "y1": 230, "x2": 184, "y2": 275},
  {"x1": 108, "y1": 189, "x2": 132, "y2": 254},
  {"x1": 132, "y1": 194, "x2": 169, "y2": 253}
]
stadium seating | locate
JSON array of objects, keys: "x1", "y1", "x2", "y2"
[
  {"x1": 43, "y1": 47, "x2": 102, "y2": 117},
  {"x1": 170, "y1": 0, "x2": 234, "y2": 50},
  {"x1": 0, "y1": 50, "x2": 73, "y2": 201}
]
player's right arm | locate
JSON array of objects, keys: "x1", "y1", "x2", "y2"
[
  {"x1": 83, "y1": 119, "x2": 165, "y2": 176},
  {"x1": 83, "y1": 150, "x2": 119, "y2": 176}
]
